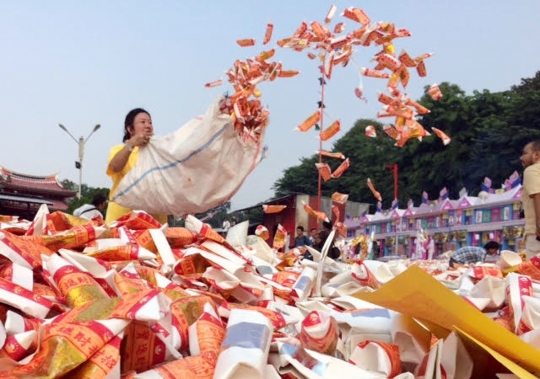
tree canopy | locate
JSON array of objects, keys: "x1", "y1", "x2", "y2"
[{"x1": 273, "y1": 72, "x2": 540, "y2": 208}]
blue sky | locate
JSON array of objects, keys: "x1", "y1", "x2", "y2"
[{"x1": 1, "y1": 1, "x2": 539, "y2": 211}]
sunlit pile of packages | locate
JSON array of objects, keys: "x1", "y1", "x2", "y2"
[{"x1": 0, "y1": 209, "x2": 538, "y2": 378}]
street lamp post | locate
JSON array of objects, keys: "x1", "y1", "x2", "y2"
[{"x1": 58, "y1": 123, "x2": 101, "y2": 199}]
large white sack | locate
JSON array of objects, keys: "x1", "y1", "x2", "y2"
[{"x1": 113, "y1": 96, "x2": 265, "y2": 216}]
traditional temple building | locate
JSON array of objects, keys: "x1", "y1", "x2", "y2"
[{"x1": 0, "y1": 166, "x2": 76, "y2": 220}]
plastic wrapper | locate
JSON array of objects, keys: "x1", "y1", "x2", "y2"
[
  {"x1": 0, "y1": 277, "x2": 53, "y2": 319},
  {"x1": 165, "y1": 228, "x2": 198, "y2": 248},
  {"x1": 315, "y1": 163, "x2": 332, "y2": 182},
  {"x1": 43, "y1": 253, "x2": 110, "y2": 308},
  {"x1": 2, "y1": 319, "x2": 128, "y2": 378},
  {"x1": 349, "y1": 340, "x2": 401, "y2": 377},
  {"x1": 506, "y1": 273, "x2": 533, "y2": 335},
  {"x1": 213, "y1": 309, "x2": 273, "y2": 379},
  {"x1": 0, "y1": 330, "x2": 37, "y2": 363},
  {"x1": 298, "y1": 311, "x2": 338, "y2": 355},
  {"x1": 23, "y1": 224, "x2": 105, "y2": 252},
  {"x1": 0, "y1": 231, "x2": 53, "y2": 270}
]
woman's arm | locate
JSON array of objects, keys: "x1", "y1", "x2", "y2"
[{"x1": 109, "y1": 134, "x2": 150, "y2": 173}]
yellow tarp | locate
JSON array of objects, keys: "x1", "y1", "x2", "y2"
[{"x1": 353, "y1": 265, "x2": 540, "y2": 376}]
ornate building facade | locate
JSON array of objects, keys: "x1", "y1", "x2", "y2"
[
  {"x1": 345, "y1": 185, "x2": 524, "y2": 257},
  {"x1": 0, "y1": 166, "x2": 76, "y2": 220}
]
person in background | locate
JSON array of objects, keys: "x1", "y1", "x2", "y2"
[
  {"x1": 73, "y1": 193, "x2": 107, "y2": 221},
  {"x1": 520, "y1": 140, "x2": 540, "y2": 259},
  {"x1": 449, "y1": 241, "x2": 500, "y2": 267},
  {"x1": 222, "y1": 218, "x2": 231, "y2": 231},
  {"x1": 308, "y1": 228, "x2": 317, "y2": 245},
  {"x1": 293, "y1": 226, "x2": 310, "y2": 248},
  {"x1": 105, "y1": 108, "x2": 167, "y2": 224}
]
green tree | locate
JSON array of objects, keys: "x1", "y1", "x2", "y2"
[{"x1": 272, "y1": 73, "x2": 540, "y2": 207}]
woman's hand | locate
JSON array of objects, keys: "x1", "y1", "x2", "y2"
[{"x1": 128, "y1": 132, "x2": 153, "y2": 148}]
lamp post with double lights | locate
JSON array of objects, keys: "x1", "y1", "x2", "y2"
[{"x1": 58, "y1": 123, "x2": 101, "y2": 199}]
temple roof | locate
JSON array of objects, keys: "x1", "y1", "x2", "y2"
[{"x1": 0, "y1": 166, "x2": 77, "y2": 197}]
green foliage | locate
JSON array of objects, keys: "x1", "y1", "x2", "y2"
[{"x1": 273, "y1": 72, "x2": 540, "y2": 207}]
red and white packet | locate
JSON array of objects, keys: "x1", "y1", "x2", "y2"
[{"x1": 505, "y1": 273, "x2": 533, "y2": 334}]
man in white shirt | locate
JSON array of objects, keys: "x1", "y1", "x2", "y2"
[
  {"x1": 73, "y1": 193, "x2": 107, "y2": 221},
  {"x1": 521, "y1": 140, "x2": 540, "y2": 259}
]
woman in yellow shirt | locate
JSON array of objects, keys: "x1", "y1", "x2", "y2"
[{"x1": 105, "y1": 108, "x2": 167, "y2": 224}]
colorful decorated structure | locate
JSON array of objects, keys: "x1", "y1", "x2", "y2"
[
  {"x1": 0, "y1": 166, "x2": 76, "y2": 220},
  {"x1": 345, "y1": 182, "x2": 524, "y2": 258},
  {"x1": 236, "y1": 193, "x2": 369, "y2": 244}
]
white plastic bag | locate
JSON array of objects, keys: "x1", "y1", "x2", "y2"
[{"x1": 112, "y1": 96, "x2": 265, "y2": 216}]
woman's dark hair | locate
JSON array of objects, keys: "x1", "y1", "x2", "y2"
[{"x1": 123, "y1": 108, "x2": 150, "y2": 142}]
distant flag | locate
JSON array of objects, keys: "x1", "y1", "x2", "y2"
[
  {"x1": 407, "y1": 199, "x2": 414, "y2": 209},
  {"x1": 439, "y1": 187, "x2": 449, "y2": 200},
  {"x1": 481, "y1": 177, "x2": 494, "y2": 193},
  {"x1": 421, "y1": 191, "x2": 429, "y2": 204},
  {"x1": 376, "y1": 201, "x2": 382, "y2": 213},
  {"x1": 391, "y1": 198, "x2": 399, "y2": 210}
]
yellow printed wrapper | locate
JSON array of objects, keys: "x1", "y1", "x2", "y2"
[
  {"x1": 66, "y1": 333, "x2": 123, "y2": 379},
  {"x1": 170, "y1": 295, "x2": 217, "y2": 351},
  {"x1": 138, "y1": 353, "x2": 216, "y2": 379},
  {"x1": 51, "y1": 264, "x2": 109, "y2": 308},
  {"x1": 0, "y1": 231, "x2": 53, "y2": 269},
  {"x1": 87, "y1": 244, "x2": 155, "y2": 262},
  {"x1": 46, "y1": 211, "x2": 96, "y2": 232},
  {"x1": 23, "y1": 224, "x2": 99, "y2": 252},
  {"x1": 165, "y1": 227, "x2": 198, "y2": 248},
  {"x1": 2, "y1": 319, "x2": 128, "y2": 379},
  {"x1": 120, "y1": 321, "x2": 168, "y2": 374},
  {"x1": 113, "y1": 211, "x2": 162, "y2": 230},
  {"x1": 189, "y1": 303, "x2": 225, "y2": 356}
]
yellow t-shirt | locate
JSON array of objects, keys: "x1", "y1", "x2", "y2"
[
  {"x1": 521, "y1": 162, "x2": 540, "y2": 237},
  {"x1": 105, "y1": 144, "x2": 167, "y2": 224}
]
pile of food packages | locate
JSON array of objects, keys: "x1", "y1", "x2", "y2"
[{"x1": 0, "y1": 209, "x2": 539, "y2": 378}]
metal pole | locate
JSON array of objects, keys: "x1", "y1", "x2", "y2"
[
  {"x1": 78, "y1": 136, "x2": 84, "y2": 199},
  {"x1": 317, "y1": 69, "x2": 326, "y2": 213},
  {"x1": 394, "y1": 164, "x2": 399, "y2": 201},
  {"x1": 58, "y1": 124, "x2": 100, "y2": 200}
]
